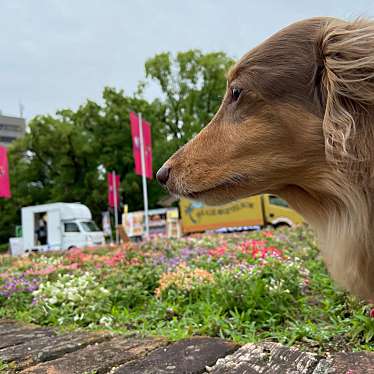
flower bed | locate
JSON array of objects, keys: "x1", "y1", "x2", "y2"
[{"x1": 0, "y1": 226, "x2": 373, "y2": 353}]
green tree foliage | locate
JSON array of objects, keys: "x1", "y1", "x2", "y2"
[
  {"x1": 0, "y1": 50, "x2": 233, "y2": 244},
  {"x1": 145, "y1": 50, "x2": 233, "y2": 150}
]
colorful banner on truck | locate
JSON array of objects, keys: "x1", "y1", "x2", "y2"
[{"x1": 180, "y1": 196, "x2": 264, "y2": 233}]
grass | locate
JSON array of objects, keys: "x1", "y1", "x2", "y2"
[
  {"x1": 0, "y1": 359, "x2": 16, "y2": 373},
  {"x1": 0, "y1": 226, "x2": 373, "y2": 354}
]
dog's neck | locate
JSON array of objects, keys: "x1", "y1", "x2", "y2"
[{"x1": 278, "y1": 176, "x2": 374, "y2": 300}]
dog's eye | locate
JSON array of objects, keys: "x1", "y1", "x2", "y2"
[{"x1": 231, "y1": 87, "x2": 242, "y2": 102}]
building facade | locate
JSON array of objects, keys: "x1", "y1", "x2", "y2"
[{"x1": 0, "y1": 115, "x2": 26, "y2": 147}]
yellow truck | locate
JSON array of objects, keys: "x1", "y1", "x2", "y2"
[{"x1": 179, "y1": 194, "x2": 304, "y2": 234}]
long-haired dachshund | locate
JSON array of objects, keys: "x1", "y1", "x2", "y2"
[{"x1": 157, "y1": 17, "x2": 374, "y2": 300}]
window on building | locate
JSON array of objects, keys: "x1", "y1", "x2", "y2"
[
  {"x1": 0, "y1": 124, "x2": 23, "y2": 132},
  {"x1": 0, "y1": 136, "x2": 17, "y2": 143}
]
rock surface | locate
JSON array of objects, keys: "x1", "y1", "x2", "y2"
[
  {"x1": 20, "y1": 337, "x2": 167, "y2": 374},
  {"x1": 208, "y1": 342, "x2": 322, "y2": 374},
  {"x1": 114, "y1": 336, "x2": 240, "y2": 374},
  {"x1": 0, "y1": 320, "x2": 373, "y2": 374}
]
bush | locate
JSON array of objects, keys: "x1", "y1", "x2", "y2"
[{"x1": 0, "y1": 243, "x2": 8, "y2": 254}]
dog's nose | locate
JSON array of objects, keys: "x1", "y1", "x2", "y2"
[{"x1": 156, "y1": 166, "x2": 171, "y2": 186}]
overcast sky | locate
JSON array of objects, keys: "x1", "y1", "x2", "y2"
[{"x1": 2, "y1": 0, "x2": 374, "y2": 120}]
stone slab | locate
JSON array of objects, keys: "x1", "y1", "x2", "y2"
[
  {"x1": 0, "y1": 320, "x2": 33, "y2": 336},
  {"x1": 0, "y1": 328, "x2": 56, "y2": 349},
  {"x1": 208, "y1": 342, "x2": 321, "y2": 374},
  {"x1": 326, "y1": 351, "x2": 374, "y2": 374},
  {"x1": 114, "y1": 336, "x2": 240, "y2": 374},
  {"x1": 0, "y1": 331, "x2": 110, "y2": 370},
  {"x1": 20, "y1": 336, "x2": 167, "y2": 374}
]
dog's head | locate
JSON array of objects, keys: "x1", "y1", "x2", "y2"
[{"x1": 157, "y1": 17, "x2": 374, "y2": 205}]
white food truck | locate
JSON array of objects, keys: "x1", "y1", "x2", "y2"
[{"x1": 10, "y1": 203, "x2": 105, "y2": 255}]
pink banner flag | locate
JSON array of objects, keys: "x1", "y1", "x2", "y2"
[
  {"x1": 130, "y1": 112, "x2": 153, "y2": 179},
  {"x1": 107, "y1": 172, "x2": 120, "y2": 208},
  {"x1": 0, "y1": 146, "x2": 11, "y2": 199}
]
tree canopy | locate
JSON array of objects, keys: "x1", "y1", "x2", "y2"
[{"x1": 0, "y1": 50, "x2": 234, "y2": 243}]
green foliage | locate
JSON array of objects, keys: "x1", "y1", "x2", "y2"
[
  {"x1": 145, "y1": 50, "x2": 233, "y2": 148},
  {"x1": 102, "y1": 264, "x2": 161, "y2": 309},
  {"x1": 0, "y1": 358, "x2": 16, "y2": 373}
]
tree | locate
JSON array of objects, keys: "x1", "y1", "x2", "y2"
[
  {"x1": 145, "y1": 50, "x2": 234, "y2": 150},
  {"x1": 0, "y1": 50, "x2": 233, "y2": 244}
]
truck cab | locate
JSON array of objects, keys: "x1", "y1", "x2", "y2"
[
  {"x1": 262, "y1": 194, "x2": 304, "y2": 228},
  {"x1": 62, "y1": 219, "x2": 104, "y2": 249}
]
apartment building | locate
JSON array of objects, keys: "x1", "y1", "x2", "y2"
[{"x1": 0, "y1": 115, "x2": 26, "y2": 147}]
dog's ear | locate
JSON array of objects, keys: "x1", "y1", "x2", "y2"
[{"x1": 319, "y1": 18, "x2": 374, "y2": 184}]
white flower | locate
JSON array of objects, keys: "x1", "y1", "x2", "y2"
[
  {"x1": 49, "y1": 296, "x2": 57, "y2": 304},
  {"x1": 99, "y1": 316, "x2": 113, "y2": 327}
]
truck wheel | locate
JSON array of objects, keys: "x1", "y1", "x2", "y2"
[{"x1": 67, "y1": 245, "x2": 78, "y2": 250}]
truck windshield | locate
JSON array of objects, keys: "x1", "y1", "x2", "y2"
[
  {"x1": 269, "y1": 195, "x2": 289, "y2": 208},
  {"x1": 80, "y1": 221, "x2": 100, "y2": 232}
]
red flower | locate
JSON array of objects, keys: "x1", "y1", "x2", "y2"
[
  {"x1": 239, "y1": 240, "x2": 282, "y2": 260},
  {"x1": 208, "y1": 245, "x2": 227, "y2": 257},
  {"x1": 66, "y1": 248, "x2": 93, "y2": 264},
  {"x1": 262, "y1": 231, "x2": 273, "y2": 238},
  {"x1": 370, "y1": 308, "x2": 374, "y2": 318},
  {"x1": 104, "y1": 250, "x2": 125, "y2": 267}
]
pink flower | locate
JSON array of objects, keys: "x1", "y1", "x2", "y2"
[
  {"x1": 369, "y1": 308, "x2": 374, "y2": 318},
  {"x1": 23, "y1": 262, "x2": 80, "y2": 276},
  {"x1": 104, "y1": 250, "x2": 125, "y2": 267},
  {"x1": 25, "y1": 265, "x2": 56, "y2": 276},
  {"x1": 208, "y1": 245, "x2": 227, "y2": 257},
  {"x1": 63, "y1": 263, "x2": 79, "y2": 270},
  {"x1": 66, "y1": 248, "x2": 93, "y2": 264}
]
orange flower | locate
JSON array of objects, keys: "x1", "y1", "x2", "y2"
[{"x1": 155, "y1": 263, "x2": 214, "y2": 298}]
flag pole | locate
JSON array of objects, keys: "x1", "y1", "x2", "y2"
[
  {"x1": 138, "y1": 113, "x2": 149, "y2": 239},
  {"x1": 112, "y1": 170, "x2": 119, "y2": 244}
]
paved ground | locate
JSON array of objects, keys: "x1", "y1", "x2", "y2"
[{"x1": 0, "y1": 319, "x2": 373, "y2": 373}]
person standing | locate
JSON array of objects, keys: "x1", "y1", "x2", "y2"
[{"x1": 38, "y1": 216, "x2": 47, "y2": 245}]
